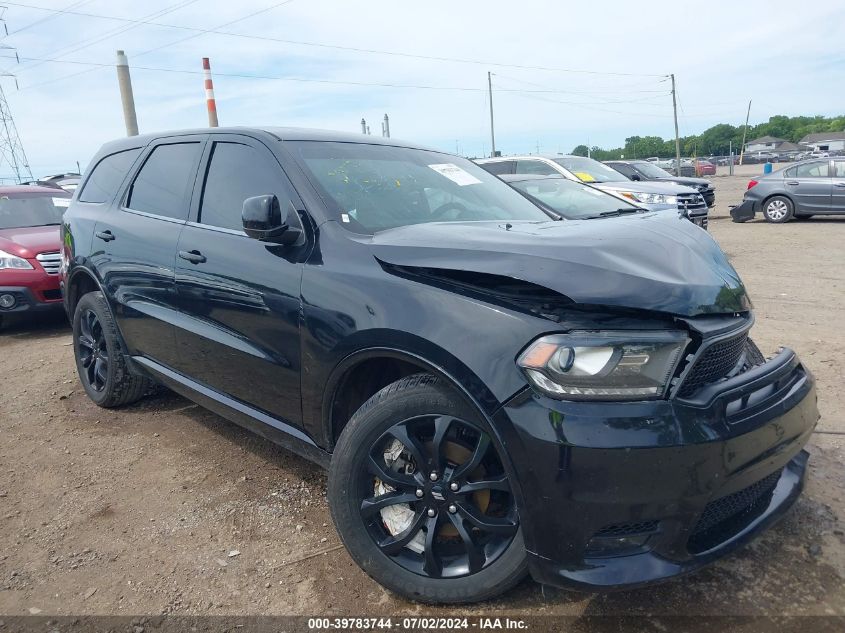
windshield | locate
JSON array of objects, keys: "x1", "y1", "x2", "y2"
[
  {"x1": 553, "y1": 157, "x2": 628, "y2": 183},
  {"x1": 288, "y1": 142, "x2": 552, "y2": 233},
  {"x1": 631, "y1": 162, "x2": 673, "y2": 179},
  {"x1": 509, "y1": 178, "x2": 639, "y2": 219},
  {"x1": 0, "y1": 193, "x2": 70, "y2": 229}
]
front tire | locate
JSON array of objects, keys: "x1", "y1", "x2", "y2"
[
  {"x1": 328, "y1": 374, "x2": 527, "y2": 603},
  {"x1": 762, "y1": 196, "x2": 793, "y2": 223},
  {"x1": 72, "y1": 292, "x2": 151, "y2": 407}
]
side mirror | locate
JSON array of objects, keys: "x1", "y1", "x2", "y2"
[
  {"x1": 630, "y1": 173, "x2": 641, "y2": 181},
  {"x1": 242, "y1": 194, "x2": 303, "y2": 245}
]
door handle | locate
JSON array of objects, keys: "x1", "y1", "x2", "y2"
[
  {"x1": 95, "y1": 230, "x2": 115, "y2": 242},
  {"x1": 785, "y1": 181, "x2": 799, "y2": 186},
  {"x1": 178, "y1": 249, "x2": 206, "y2": 264}
]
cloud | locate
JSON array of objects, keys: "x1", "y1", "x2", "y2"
[{"x1": 1, "y1": 0, "x2": 842, "y2": 177}]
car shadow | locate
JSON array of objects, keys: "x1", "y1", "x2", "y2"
[{"x1": 0, "y1": 310, "x2": 69, "y2": 339}]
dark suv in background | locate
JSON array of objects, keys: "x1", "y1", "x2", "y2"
[
  {"x1": 62, "y1": 128, "x2": 817, "y2": 603},
  {"x1": 604, "y1": 159, "x2": 716, "y2": 208}
]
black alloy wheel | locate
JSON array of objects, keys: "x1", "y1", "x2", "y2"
[
  {"x1": 77, "y1": 308, "x2": 109, "y2": 392},
  {"x1": 360, "y1": 414, "x2": 518, "y2": 579},
  {"x1": 329, "y1": 374, "x2": 527, "y2": 603},
  {"x1": 72, "y1": 291, "x2": 151, "y2": 408}
]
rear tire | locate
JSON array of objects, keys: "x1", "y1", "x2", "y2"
[
  {"x1": 72, "y1": 291, "x2": 151, "y2": 408},
  {"x1": 762, "y1": 196, "x2": 793, "y2": 223},
  {"x1": 328, "y1": 374, "x2": 528, "y2": 603}
]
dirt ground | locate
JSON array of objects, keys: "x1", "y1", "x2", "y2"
[{"x1": 1, "y1": 173, "x2": 843, "y2": 618}]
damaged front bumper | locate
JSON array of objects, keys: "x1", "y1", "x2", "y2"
[
  {"x1": 493, "y1": 347, "x2": 818, "y2": 590},
  {"x1": 731, "y1": 199, "x2": 757, "y2": 223}
]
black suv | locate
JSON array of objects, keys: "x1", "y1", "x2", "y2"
[{"x1": 62, "y1": 128, "x2": 817, "y2": 603}]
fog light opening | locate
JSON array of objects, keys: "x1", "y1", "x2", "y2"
[{"x1": 0, "y1": 293, "x2": 16, "y2": 309}]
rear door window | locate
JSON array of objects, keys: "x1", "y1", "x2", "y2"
[
  {"x1": 126, "y1": 142, "x2": 203, "y2": 220},
  {"x1": 198, "y1": 141, "x2": 296, "y2": 232},
  {"x1": 78, "y1": 148, "x2": 141, "y2": 204},
  {"x1": 793, "y1": 161, "x2": 830, "y2": 178}
]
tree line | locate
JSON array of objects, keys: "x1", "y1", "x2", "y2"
[{"x1": 571, "y1": 114, "x2": 845, "y2": 160}]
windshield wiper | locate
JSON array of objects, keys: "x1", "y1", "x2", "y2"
[{"x1": 592, "y1": 208, "x2": 640, "y2": 218}]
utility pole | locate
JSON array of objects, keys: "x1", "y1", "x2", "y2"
[
  {"x1": 202, "y1": 57, "x2": 219, "y2": 127},
  {"x1": 115, "y1": 50, "x2": 139, "y2": 136},
  {"x1": 670, "y1": 73, "x2": 681, "y2": 176},
  {"x1": 729, "y1": 140, "x2": 733, "y2": 175},
  {"x1": 487, "y1": 71, "x2": 496, "y2": 157},
  {"x1": 382, "y1": 113, "x2": 390, "y2": 138},
  {"x1": 361, "y1": 118, "x2": 367, "y2": 134},
  {"x1": 739, "y1": 99, "x2": 752, "y2": 166}
]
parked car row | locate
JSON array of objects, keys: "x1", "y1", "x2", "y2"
[
  {"x1": 40, "y1": 127, "x2": 816, "y2": 604},
  {"x1": 22, "y1": 172, "x2": 81, "y2": 193},
  {"x1": 476, "y1": 154, "x2": 712, "y2": 229}
]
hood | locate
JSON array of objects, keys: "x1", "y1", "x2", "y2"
[
  {"x1": 369, "y1": 215, "x2": 749, "y2": 318},
  {"x1": 0, "y1": 225, "x2": 61, "y2": 258},
  {"x1": 654, "y1": 175, "x2": 712, "y2": 189},
  {"x1": 594, "y1": 180, "x2": 700, "y2": 195}
]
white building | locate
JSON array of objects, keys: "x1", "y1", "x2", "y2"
[
  {"x1": 799, "y1": 132, "x2": 845, "y2": 152},
  {"x1": 744, "y1": 136, "x2": 789, "y2": 153}
]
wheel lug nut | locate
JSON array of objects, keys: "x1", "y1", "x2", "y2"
[
  {"x1": 429, "y1": 472, "x2": 438, "y2": 482},
  {"x1": 415, "y1": 489, "x2": 424, "y2": 498},
  {"x1": 427, "y1": 508, "x2": 436, "y2": 517},
  {"x1": 449, "y1": 482, "x2": 459, "y2": 491},
  {"x1": 448, "y1": 505, "x2": 457, "y2": 514}
]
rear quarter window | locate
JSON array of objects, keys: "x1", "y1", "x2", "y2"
[
  {"x1": 126, "y1": 142, "x2": 203, "y2": 220},
  {"x1": 478, "y1": 160, "x2": 515, "y2": 176},
  {"x1": 78, "y1": 148, "x2": 141, "y2": 204}
]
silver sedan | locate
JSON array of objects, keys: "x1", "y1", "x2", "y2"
[{"x1": 732, "y1": 157, "x2": 845, "y2": 223}]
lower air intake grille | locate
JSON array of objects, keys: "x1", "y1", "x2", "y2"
[
  {"x1": 594, "y1": 520, "x2": 659, "y2": 537},
  {"x1": 688, "y1": 469, "x2": 782, "y2": 554}
]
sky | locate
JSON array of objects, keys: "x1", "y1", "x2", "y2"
[{"x1": 0, "y1": 0, "x2": 843, "y2": 179}]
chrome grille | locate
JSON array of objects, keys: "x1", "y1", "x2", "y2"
[
  {"x1": 677, "y1": 192, "x2": 708, "y2": 214},
  {"x1": 36, "y1": 251, "x2": 61, "y2": 275}
]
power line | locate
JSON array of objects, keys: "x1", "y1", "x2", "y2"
[
  {"x1": 13, "y1": 0, "x2": 201, "y2": 75},
  {"x1": 0, "y1": 54, "x2": 679, "y2": 98},
  {"x1": 3, "y1": 0, "x2": 92, "y2": 37},
  {"x1": 17, "y1": 0, "x2": 299, "y2": 91},
  {"x1": 492, "y1": 74, "x2": 671, "y2": 106},
  {"x1": 0, "y1": 0, "x2": 667, "y2": 78}
]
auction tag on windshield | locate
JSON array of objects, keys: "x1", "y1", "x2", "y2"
[
  {"x1": 428, "y1": 163, "x2": 482, "y2": 186},
  {"x1": 573, "y1": 172, "x2": 595, "y2": 182},
  {"x1": 53, "y1": 197, "x2": 71, "y2": 207}
]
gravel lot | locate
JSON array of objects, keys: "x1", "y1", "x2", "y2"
[{"x1": 1, "y1": 172, "x2": 843, "y2": 618}]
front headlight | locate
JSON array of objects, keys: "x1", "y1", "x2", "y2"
[
  {"x1": 619, "y1": 192, "x2": 677, "y2": 205},
  {"x1": 0, "y1": 249, "x2": 34, "y2": 270},
  {"x1": 517, "y1": 331, "x2": 689, "y2": 400}
]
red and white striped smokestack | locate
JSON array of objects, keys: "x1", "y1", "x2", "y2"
[{"x1": 202, "y1": 57, "x2": 219, "y2": 127}]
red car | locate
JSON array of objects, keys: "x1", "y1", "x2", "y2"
[
  {"x1": 0, "y1": 185, "x2": 71, "y2": 329},
  {"x1": 694, "y1": 159, "x2": 717, "y2": 176}
]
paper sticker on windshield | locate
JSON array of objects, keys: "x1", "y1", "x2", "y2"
[
  {"x1": 572, "y1": 172, "x2": 595, "y2": 182},
  {"x1": 428, "y1": 163, "x2": 482, "y2": 186},
  {"x1": 53, "y1": 197, "x2": 70, "y2": 207}
]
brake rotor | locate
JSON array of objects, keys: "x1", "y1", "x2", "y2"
[{"x1": 375, "y1": 438, "x2": 491, "y2": 547}]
